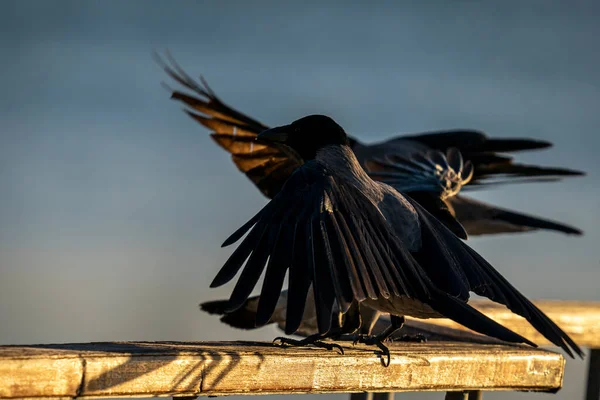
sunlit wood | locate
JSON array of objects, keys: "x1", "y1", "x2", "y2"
[{"x1": 0, "y1": 341, "x2": 564, "y2": 399}]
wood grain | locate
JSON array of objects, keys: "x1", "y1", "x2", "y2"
[{"x1": 0, "y1": 341, "x2": 564, "y2": 399}]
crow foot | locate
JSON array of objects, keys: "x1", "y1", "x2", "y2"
[
  {"x1": 354, "y1": 335, "x2": 392, "y2": 367},
  {"x1": 273, "y1": 334, "x2": 344, "y2": 354}
]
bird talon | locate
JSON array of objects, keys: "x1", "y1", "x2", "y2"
[
  {"x1": 381, "y1": 347, "x2": 391, "y2": 367},
  {"x1": 373, "y1": 340, "x2": 391, "y2": 367},
  {"x1": 308, "y1": 340, "x2": 344, "y2": 354},
  {"x1": 322, "y1": 342, "x2": 345, "y2": 354},
  {"x1": 356, "y1": 335, "x2": 392, "y2": 367},
  {"x1": 272, "y1": 336, "x2": 302, "y2": 347},
  {"x1": 271, "y1": 335, "x2": 344, "y2": 354}
]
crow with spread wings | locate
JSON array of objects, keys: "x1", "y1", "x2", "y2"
[
  {"x1": 157, "y1": 56, "x2": 584, "y2": 365},
  {"x1": 210, "y1": 114, "x2": 583, "y2": 365}
]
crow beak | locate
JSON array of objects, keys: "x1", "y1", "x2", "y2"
[{"x1": 257, "y1": 125, "x2": 292, "y2": 143}]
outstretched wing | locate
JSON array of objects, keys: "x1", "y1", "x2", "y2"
[
  {"x1": 156, "y1": 52, "x2": 302, "y2": 199},
  {"x1": 211, "y1": 161, "x2": 541, "y2": 349},
  {"x1": 405, "y1": 196, "x2": 584, "y2": 358},
  {"x1": 158, "y1": 55, "x2": 584, "y2": 191},
  {"x1": 210, "y1": 161, "x2": 432, "y2": 334},
  {"x1": 158, "y1": 57, "x2": 583, "y2": 236}
]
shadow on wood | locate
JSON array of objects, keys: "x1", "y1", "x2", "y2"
[{"x1": 0, "y1": 341, "x2": 564, "y2": 399}]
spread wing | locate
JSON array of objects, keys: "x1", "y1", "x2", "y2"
[
  {"x1": 157, "y1": 53, "x2": 583, "y2": 193},
  {"x1": 158, "y1": 56, "x2": 583, "y2": 236},
  {"x1": 210, "y1": 161, "x2": 540, "y2": 348},
  {"x1": 406, "y1": 196, "x2": 583, "y2": 358},
  {"x1": 156, "y1": 52, "x2": 302, "y2": 199},
  {"x1": 210, "y1": 161, "x2": 431, "y2": 334}
]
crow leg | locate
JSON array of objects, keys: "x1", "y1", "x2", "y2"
[{"x1": 338, "y1": 315, "x2": 405, "y2": 367}]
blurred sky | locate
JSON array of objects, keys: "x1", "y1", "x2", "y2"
[{"x1": 0, "y1": 1, "x2": 599, "y2": 400}]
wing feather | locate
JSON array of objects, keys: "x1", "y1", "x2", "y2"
[
  {"x1": 405, "y1": 196, "x2": 583, "y2": 358},
  {"x1": 284, "y1": 223, "x2": 312, "y2": 334},
  {"x1": 212, "y1": 161, "x2": 426, "y2": 334}
]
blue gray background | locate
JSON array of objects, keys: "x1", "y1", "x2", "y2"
[{"x1": 1, "y1": 1, "x2": 598, "y2": 399}]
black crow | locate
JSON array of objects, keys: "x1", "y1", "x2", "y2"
[
  {"x1": 209, "y1": 114, "x2": 583, "y2": 366},
  {"x1": 156, "y1": 54, "x2": 584, "y2": 237}
]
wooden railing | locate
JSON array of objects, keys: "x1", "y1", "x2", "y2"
[
  {"x1": 0, "y1": 341, "x2": 564, "y2": 399},
  {"x1": 0, "y1": 300, "x2": 598, "y2": 400}
]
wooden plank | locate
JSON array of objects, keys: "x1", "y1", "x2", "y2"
[{"x1": 0, "y1": 341, "x2": 564, "y2": 399}]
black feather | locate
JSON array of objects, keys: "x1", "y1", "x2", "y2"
[
  {"x1": 406, "y1": 196, "x2": 584, "y2": 358},
  {"x1": 404, "y1": 130, "x2": 551, "y2": 153},
  {"x1": 324, "y1": 211, "x2": 369, "y2": 302},
  {"x1": 311, "y1": 217, "x2": 336, "y2": 334},
  {"x1": 210, "y1": 221, "x2": 265, "y2": 288},
  {"x1": 490, "y1": 209, "x2": 582, "y2": 235},
  {"x1": 200, "y1": 299, "x2": 263, "y2": 330},
  {"x1": 285, "y1": 223, "x2": 312, "y2": 334},
  {"x1": 407, "y1": 192, "x2": 468, "y2": 239},
  {"x1": 448, "y1": 194, "x2": 583, "y2": 236},
  {"x1": 225, "y1": 226, "x2": 275, "y2": 312},
  {"x1": 255, "y1": 224, "x2": 294, "y2": 326},
  {"x1": 429, "y1": 291, "x2": 537, "y2": 346},
  {"x1": 321, "y1": 213, "x2": 356, "y2": 311}
]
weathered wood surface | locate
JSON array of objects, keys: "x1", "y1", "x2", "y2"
[{"x1": 0, "y1": 341, "x2": 564, "y2": 399}]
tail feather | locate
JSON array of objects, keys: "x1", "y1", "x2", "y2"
[{"x1": 200, "y1": 298, "x2": 262, "y2": 330}]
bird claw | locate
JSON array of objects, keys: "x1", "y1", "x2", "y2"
[
  {"x1": 272, "y1": 336, "x2": 344, "y2": 355},
  {"x1": 357, "y1": 335, "x2": 392, "y2": 367}
]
